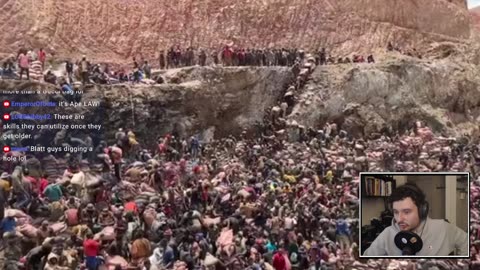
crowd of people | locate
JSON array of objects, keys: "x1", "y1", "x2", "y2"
[
  {"x1": 157, "y1": 46, "x2": 375, "y2": 69},
  {"x1": 0, "y1": 44, "x2": 379, "y2": 87},
  {"x1": 0, "y1": 107, "x2": 477, "y2": 270},
  {"x1": 0, "y1": 43, "x2": 476, "y2": 270}
]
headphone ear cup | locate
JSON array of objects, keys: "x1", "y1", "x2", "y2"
[
  {"x1": 402, "y1": 184, "x2": 428, "y2": 220},
  {"x1": 422, "y1": 201, "x2": 429, "y2": 220}
]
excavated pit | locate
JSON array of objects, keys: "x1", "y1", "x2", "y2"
[
  {"x1": 0, "y1": 66, "x2": 294, "y2": 148},
  {"x1": 1, "y1": 52, "x2": 480, "y2": 150}
]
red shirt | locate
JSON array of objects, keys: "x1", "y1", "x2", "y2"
[
  {"x1": 39, "y1": 51, "x2": 46, "y2": 62},
  {"x1": 163, "y1": 205, "x2": 173, "y2": 217},
  {"x1": 83, "y1": 239, "x2": 100, "y2": 257},
  {"x1": 223, "y1": 48, "x2": 232, "y2": 58},
  {"x1": 202, "y1": 188, "x2": 209, "y2": 202},
  {"x1": 18, "y1": 53, "x2": 29, "y2": 68},
  {"x1": 124, "y1": 201, "x2": 138, "y2": 214},
  {"x1": 65, "y1": 209, "x2": 79, "y2": 226},
  {"x1": 25, "y1": 176, "x2": 38, "y2": 193},
  {"x1": 39, "y1": 178, "x2": 49, "y2": 196},
  {"x1": 158, "y1": 143, "x2": 166, "y2": 153},
  {"x1": 272, "y1": 252, "x2": 287, "y2": 270},
  {"x1": 95, "y1": 190, "x2": 109, "y2": 203},
  {"x1": 25, "y1": 176, "x2": 37, "y2": 185}
]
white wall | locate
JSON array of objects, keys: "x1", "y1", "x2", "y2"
[
  {"x1": 406, "y1": 174, "x2": 468, "y2": 232},
  {"x1": 394, "y1": 175, "x2": 407, "y2": 186},
  {"x1": 456, "y1": 178, "x2": 468, "y2": 232},
  {"x1": 445, "y1": 176, "x2": 457, "y2": 225},
  {"x1": 407, "y1": 175, "x2": 445, "y2": 219}
]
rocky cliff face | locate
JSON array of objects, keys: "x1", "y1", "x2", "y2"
[
  {"x1": 102, "y1": 67, "x2": 294, "y2": 145},
  {"x1": 289, "y1": 52, "x2": 480, "y2": 137},
  {"x1": 2, "y1": 50, "x2": 479, "y2": 148},
  {"x1": 0, "y1": 0, "x2": 470, "y2": 64},
  {"x1": 0, "y1": 67, "x2": 294, "y2": 147}
]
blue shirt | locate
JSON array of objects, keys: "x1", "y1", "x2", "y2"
[
  {"x1": 61, "y1": 84, "x2": 73, "y2": 94},
  {"x1": 336, "y1": 219, "x2": 350, "y2": 236},
  {"x1": 0, "y1": 217, "x2": 16, "y2": 233},
  {"x1": 163, "y1": 246, "x2": 174, "y2": 265}
]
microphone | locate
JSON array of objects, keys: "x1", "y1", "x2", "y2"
[
  {"x1": 394, "y1": 231, "x2": 423, "y2": 255},
  {"x1": 401, "y1": 246, "x2": 415, "y2": 255}
]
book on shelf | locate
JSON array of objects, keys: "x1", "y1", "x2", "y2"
[{"x1": 364, "y1": 176, "x2": 394, "y2": 196}]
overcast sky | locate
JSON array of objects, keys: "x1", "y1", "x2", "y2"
[{"x1": 469, "y1": 0, "x2": 480, "y2": 8}]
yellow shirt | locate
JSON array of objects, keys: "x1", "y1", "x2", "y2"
[
  {"x1": 0, "y1": 179, "x2": 11, "y2": 192},
  {"x1": 325, "y1": 170, "x2": 333, "y2": 183},
  {"x1": 283, "y1": 174, "x2": 296, "y2": 184},
  {"x1": 128, "y1": 131, "x2": 139, "y2": 145}
]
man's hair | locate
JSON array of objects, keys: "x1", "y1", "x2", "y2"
[{"x1": 388, "y1": 182, "x2": 426, "y2": 211}]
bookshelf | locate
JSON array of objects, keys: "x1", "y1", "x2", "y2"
[
  {"x1": 361, "y1": 175, "x2": 400, "y2": 226},
  {"x1": 361, "y1": 175, "x2": 396, "y2": 197}
]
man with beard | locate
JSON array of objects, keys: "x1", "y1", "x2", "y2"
[{"x1": 364, "y1": 183, "x2": 468, "y2": 256}]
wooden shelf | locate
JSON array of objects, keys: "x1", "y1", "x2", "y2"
[{"x1": 361, "y1": 174, "x2": 396, "y2": 197}]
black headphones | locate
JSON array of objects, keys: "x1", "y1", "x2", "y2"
[{"x1": 389, "y1": 184, "x2": 429, "y2": 221}]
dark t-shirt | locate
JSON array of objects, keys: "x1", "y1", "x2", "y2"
[
  {"x1": 326, "y1": 228, "x2": 336, "y2": 242},
  {"x1": 26, "y1": 246, "x2": 50, "y2": 265},
  {"x1": 66, "y1": 62, "x2": 73, "y2": 73}
]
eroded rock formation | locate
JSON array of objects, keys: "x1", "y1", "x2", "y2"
[
  {"x1": 0, "y1": 67, "x2": 294, "y2": 147},
  {"x1": 1, "y1": 50, "x2": 479, "y2": 149},
  {"x1": 289, "y1": 52, "x2": 480, "y2": 137}
]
